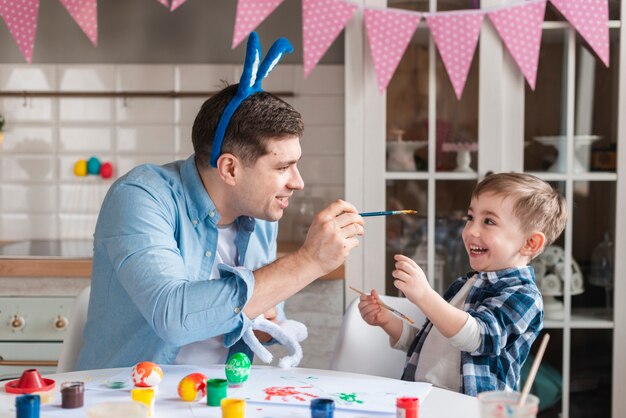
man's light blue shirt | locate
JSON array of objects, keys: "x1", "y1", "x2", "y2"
[{"x1": 76, "y1": 156, "x2": 278, "y2": 370}]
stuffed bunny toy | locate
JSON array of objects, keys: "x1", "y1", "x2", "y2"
[{"x1": 242, "y1": 315, "x2": 308, "y2": 369}]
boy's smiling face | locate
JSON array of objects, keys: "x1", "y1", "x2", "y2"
[{"x1": 462, "y1": 192, "x2": 533, "y2": 272}]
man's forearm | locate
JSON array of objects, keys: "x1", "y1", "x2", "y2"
[{"x1": 243, "y1": 249, "x2": 323, "y2": 319}]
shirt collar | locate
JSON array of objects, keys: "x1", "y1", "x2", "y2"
[
  {"x1": 181, "y1": 155, "x2": 220, "y2": 225},
  {"x1": 477, "y1": 265, "x2": 535, "y2": 283}
]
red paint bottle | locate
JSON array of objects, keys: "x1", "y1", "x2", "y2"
[{"x1": 396, "y1": 397, "x2": 419, "y2": 418}]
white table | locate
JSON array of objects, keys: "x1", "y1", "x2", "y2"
[{"x1": 0, "y1": 365, "x2": 479, "y2": 417}]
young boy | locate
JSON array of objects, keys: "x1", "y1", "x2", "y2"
[{"x1": 358, "y1": 172, "x2": 567, "y2": 396}]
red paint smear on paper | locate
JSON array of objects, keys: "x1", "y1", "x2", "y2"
[{"x1": 263, "y1": 386, "x2": 318, "y2": 402}]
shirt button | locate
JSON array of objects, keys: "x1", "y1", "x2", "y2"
[
  {"x1": 209, "y1": 211, "x2": 215, "y2": 218},
  {"x1": 192, "y1": 219, "x2": 198, "y2": 225},
  {"x1": 205, "y1": 250, "x2": 212, "y2": 257},
  {"x1": 234, "y1": 307, "x2": 241, "y2": 314}
]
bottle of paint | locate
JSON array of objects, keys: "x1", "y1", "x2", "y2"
[
  {"x1": 396, "y1": 396, "x2": 419, "y2": 418},
  {"x1": 61, "y1": 381, "x2": 84, "y2": 408},
  {"x1": 16, "y1": 394, "x2": 40, "y2": 418},
  {"x1": 310, "y1": 398, "x2": 335, "y2": 418}
]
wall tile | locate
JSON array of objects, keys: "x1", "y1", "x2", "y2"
[
  {"x1": 117, "y1": 65, "x2": 174, "y2": 91},
  {"x1": 0, "y1": 65, "x2": 55, "y2": 90},
  {"x1": 1, "y1": 98, "x2": 53, "y2": 121},
  {"x1": 58, "y1": 214, "x2": 98, "y2": 239},
  {"x1": 1, "y1": 184, "x2": 56, "y2": 212},
  {"x1": 178, "y1": 65, "x2": 235, "y2": 91},
  {"x1": 0, "y1": 214, "x2": 57, "y2": 239},
  {"x1": 1, "y1": 156, "x2": 55, "y2": 182},
  {"x1": 59, "y1": 183, "x2": 110, "y2": 212},
  {"x1": 1, "y1": 127, "x2": 54, "y2": 153},
  {"x1": 59, "y1": 127, "x2": 112, "y2": 152},
  {"x1": 178, "y1": 98, "x2": 204, "y2": 124},
  {"x1": 116, "y1": 98, "x2": 174, "y2": 123},
  {"x1": 57, "y1": 65, "x2": 116, "y2": 91},
  {"x1": 176, "y1": 124, "x2": 194, "y2": 155},
  {"x1": 59, "y1": 98, "x2": 113, "y2": 122},
  {"x1": 117, "y1": 155, "x2": 173, "y2": 177},
  {"x1": 117, "y1": 125, "x2": 176, "y2": 154}
]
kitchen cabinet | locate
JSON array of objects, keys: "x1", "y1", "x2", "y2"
[{"x1": 344, "y1": 1, "x2": 625, "y2": 417}]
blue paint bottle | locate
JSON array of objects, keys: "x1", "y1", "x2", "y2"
[
  {"x1": 16, "y1": 394, "x2": 40, "y2": 418},
  {"x1": 310, "y1": 398, "x2": 334, "y2": 418}
]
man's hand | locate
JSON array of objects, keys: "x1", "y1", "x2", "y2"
[{"x1": 298, "y1": 200, "x2": 365, "y2": 277}]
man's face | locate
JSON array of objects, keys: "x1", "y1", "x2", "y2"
[
  {"x1": 461, "y1": 192, "x2": 530, "y2": 272},
  {"x1": 234, "y1": 135, "x2": 304, "y2": 222}
]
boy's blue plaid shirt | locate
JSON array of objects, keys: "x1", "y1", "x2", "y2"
[{"x1": 401, "y1": 266, "x2": 543, "y2": 396}]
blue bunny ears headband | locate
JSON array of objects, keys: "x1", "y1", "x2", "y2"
[{"x1": 210, "y1": 32, "x2": 294, "y2": 167}]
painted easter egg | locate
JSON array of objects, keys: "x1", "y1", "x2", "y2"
[
  {"x1": 73, "y1": 159, "x2": 88, "y2": 177},
  {"x1": 131, "y1": 361, "x2": 163, "y2": 387},
  {"x1": 225, "y1": 352, "x2": 251, "y2": 386},
  {"x1": 87, "y1": 156, "x2": 101, "y2": 175},
  {"x1": 177, "y1": 373, "x2": 207, "y2": 401},
  {"x1": 100, "y1": 162, "x2": 113, "y2": 179}
]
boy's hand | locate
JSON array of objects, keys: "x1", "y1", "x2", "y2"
[
  {"x1": 392, "y1": 254, "x2": 432, "y2": 305},
  {"x1": 357, "y1": 289, "x2": 393, "y2": 327}
]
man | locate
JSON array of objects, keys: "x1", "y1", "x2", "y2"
[{"x1": 76, "y1": 48, "x2": 364, "y2": 370}]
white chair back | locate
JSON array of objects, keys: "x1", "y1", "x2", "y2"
[
  {"x1": 57, "y1": 286, "x2": 90, "y2": 373},
  {"x1": 330, "y1": 294, "x2": 425, "y2": 379}
]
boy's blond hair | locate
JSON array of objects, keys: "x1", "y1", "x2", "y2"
[{"x1": 472, "y1": 172, "x2": 567, "y2": 248}]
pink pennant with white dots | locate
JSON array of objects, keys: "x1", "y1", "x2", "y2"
[
  {"x1": 550, "y1": 0, "x2": 609, "y2": 67},
  {"x1": 426, "y1": 11, "x2": 483, "y2": 100},
  {"x1": 155, "y1": 0, "x2": 169, "y2": 7},
  {"x1": 59, "y1": 0, "x2": 98, "y2": 46},
  {"x1": 170, "y1": 0, "x2": 187, "y2": 11},
  {"x1": 365, "y1": 8, "x2": 421, "y2": 92},
  {"x1": 302, "y1": 0, "x2": 358, "y2": 78},
  {"x1": 232, "y1": 0, "x2": 285, "y2": 49},
  {"x1": 487, "y1": 0, "x2": 546, "y2": 90},
  {"x1": 0, "y1": 0, "x2": 40, "y2": 63}
]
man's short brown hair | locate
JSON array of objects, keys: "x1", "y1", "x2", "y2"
[
  {"x1": 192, "y1": 84, "x2": 304, "y2": 168},
  {"x1": 472, "y1": 172, "x2": 567, "y2": 247}
]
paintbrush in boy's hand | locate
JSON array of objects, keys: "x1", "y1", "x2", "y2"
[{"x1": 349, "y1": 286, "x2": 415, "y2": 324}]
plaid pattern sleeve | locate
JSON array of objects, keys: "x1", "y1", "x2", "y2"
[{"x1": 401, "y1": 266, "x2": 543, "y2": 396}]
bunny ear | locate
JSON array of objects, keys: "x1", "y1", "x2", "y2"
[
  {"x1": 254, "y1": 37, "x2": 293, "y2": 90},
  {"x1": 239, "y1": 32, "x2": 263, "y2": 93}
]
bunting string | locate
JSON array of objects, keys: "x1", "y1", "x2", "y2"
[{"x1": 0, "y1": 0, "x2": 609, "y2": 100}]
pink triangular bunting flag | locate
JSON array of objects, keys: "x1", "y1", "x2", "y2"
[
  {"x1": 302, "y1": 0, "x2": 358, "y2": 77},
  {"x1": 170, "y1": 0, "x2": 187, "y2": 11},
  {"x1": 155, "y1": 0, "x2": 169, "y2": 7},
  {"x1": 550, "y1": 0, "x2": 609, "y2": 66},
  {"x1": 365, "y1": 8, "x2": 421, "y2": 92},
  {"x1": 0, "y1": 0, "x2": 40, "y2": 63},
  {"x1": 58, "y1": 0, "x2": 98, "y2": 46},
  {"x1": 426, "y1": 11, "x2": 483, "y2": 100},
  {"x1": 488, "y1": 0, "x2": 546, "y2": 90},
  {"x1": 232, "y1": 0, "x2": 285, "y2": 49}
]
